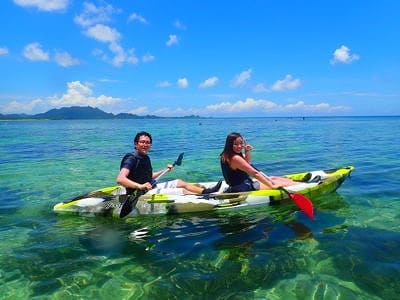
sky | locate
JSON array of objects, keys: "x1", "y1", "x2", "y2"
[{"x1": 0, "y1": 0, "x2": 399, "y2": 117}]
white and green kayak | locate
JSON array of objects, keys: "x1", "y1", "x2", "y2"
[{"x1": 53, "y1": 166, "x2": 354, "y2": 218}]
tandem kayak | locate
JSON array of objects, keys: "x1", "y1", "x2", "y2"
[{"x1": 53, "y1": 166, "x2": 354, "y2": 218}]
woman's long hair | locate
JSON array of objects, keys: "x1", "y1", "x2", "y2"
[{"x1": 220, "y1": 132, "x2": 244, "y2": 163}]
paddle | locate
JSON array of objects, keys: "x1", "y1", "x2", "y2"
[
  {"x1": 119, "y1": 152, "x2": 184, "y2": 218},
  {"x1": 253, "y1": 165, "x2": 314, "y2": 220},
  {"x1": 279, "y1": 187, "x2": 314, "y2": 220},
  {"x1": 68, "y1": 185, "x2": 121, "y2": 203}
]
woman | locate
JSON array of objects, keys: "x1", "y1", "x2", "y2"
[
  {"x1": 220, "y1": 132, "x2": 299, "y2": 192},
  {"x1": 117, "y1": 131, "x2": 221, "y2": 195}
]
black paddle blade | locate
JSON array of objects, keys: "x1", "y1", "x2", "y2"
[
  {"x1": 70, "y1": 190, "x2": 106, "y2": 202},
  {"x1": 119, "y1": 196, "x2": 134, "y2": 218},
  {"x1": 174, "y1": 152, "x2": 184, "y2": 166},
  {"x1": 119, "y1": 191, "x2": 143, "y2": 218}
]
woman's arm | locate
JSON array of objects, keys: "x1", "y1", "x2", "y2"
[
  {"x1": 244, "y1": 143, "x2": 253, "y2": 162},
  {"x1": 231, "y1": 155, "x2": 280, "y2": 189}
]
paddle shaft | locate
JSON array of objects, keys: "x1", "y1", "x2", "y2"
[
  {"x1": 119, "y1": 153, "x2": 184, "y2": 218},
  {"x1": 253, "y1": 165, "x2": 314, "y2": 220},
  {"x1": 154, "y1": 167, "x2": 171, "y2": 181}
]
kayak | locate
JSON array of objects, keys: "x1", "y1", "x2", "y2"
[{"x1": 53, "y1": 166, "x2": 354, "y2": 218}]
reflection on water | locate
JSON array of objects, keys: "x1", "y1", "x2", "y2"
[{"x1": 1, "y1": 194, "x2": 399, "y2": 299}]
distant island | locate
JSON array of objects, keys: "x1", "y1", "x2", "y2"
[{"x1": 0, "y1": 106, "x2": 201, "y2": 120}]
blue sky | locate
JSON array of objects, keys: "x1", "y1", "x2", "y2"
[{"x1": 1, "y1": 0, "x2": 399, "y2": 117}]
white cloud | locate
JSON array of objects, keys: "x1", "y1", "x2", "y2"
[
  {"x1": 13, "y1": 0, "x2": 69, "y2": 11},
  {"x1": 153, "y1": 107, "x2": 192, "y2": 117},
  {"x1": 74, "y1": 2, "x2": 116, "y2": 28},
  {"x1": 108, "y1": 42, "x2": 138, "y2": 67},
  {"x1": 253, "y1": 83, "x2": 268, "y2": 93},
  {"x1": 23, "y1": 42, "x2": 49, "y2": 61},
  {"x1": 231, "y1": 69, "x2": 252, "y2": 87},
  {"x1": 0, "y1": 81, "x2": 121, "y2": 114},
  {"x1": 166, "y1": 34, "x2": 178, "y2": 46},
  {"x1": 49, "y1": 81, "x2": 120, "y2": 108},
  {"x1": 174, "y1": 20, "x2": 186, "y2": 30},
  {"x1": 156, "y1": 81, "x2": 171, "y2": 88},
  {"x1": 142, "y1": 53, "x2": 155, "y2": 62},
  {"x1": 92, "y1": 48, "x2": 105, "y2": 58},
  {"x1": 22, "y1": 43, "x2": 80, "y2": 67},
  {"x1": 74, "y1": 2, "x2": 143, "y2": 68},
  {"x1": 199, "y1": 76, "x2": 218, "y2": 88},
  {"x1": 0, "y1": 98, "x2": 45, "y2": 114},
  {"x1": 270, "y1": 74, "x2": 301, "y2": 91},
  {"x1": 129, "y1": 106, "x2": 148, "y2": 115},
  {"x1": 54, "y1": 51, "x2": 80, "y2": 67},
  {"x1": 128, "y1": 13, "x2": 148, "y2": 24},
  {"x1": 85, "y1": 24, "x2": 121, "y2": 43},
  {"x1": 284, "y1": 100, "x2": 350, "y2": 113},
  {"x1": 99, "y1": 78, "x2": 119, "y2": 83},
  {"x1": 177, "y1": 78, "x2": 189, "y2": 88},
  {"x1": 207, "y1": 98, "x2": 277, "y2": 113},
  {"x1": 330, "y1": 45, "x2": 360, "y2": 65},
  {"x1": 84, "y1": 23, "x2": 140, "y2": 67},
  {"x1": 0, "y1": 47, "x2": 9, "y2": 55},
  {"x1": 205, "y1": 97, "x2": 350, "y2": 115}
]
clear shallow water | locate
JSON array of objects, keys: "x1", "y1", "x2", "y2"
[{"x1": 0, "y1": 117, "x2": 399, "y2": 299}]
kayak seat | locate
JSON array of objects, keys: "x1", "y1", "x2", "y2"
[
  {"x1": 296, "y1": 173, "x2": 323, "y2": 183},
  {"x1": 309, "y1": 175, "x2": 322, "y2": 183},
  {"x1": 297, "y1": 172, "x2": 312, "y2": 182}
]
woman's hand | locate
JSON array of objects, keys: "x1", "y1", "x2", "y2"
[
  {"x1": 244, "y1": 144, "x2": 253, "y2": 152},
  {"x1": 272, "y1": 184, "x2": 283, "y2": 190},
  {"x1": 244, "y1": 143, "x2": 253, "y2": 162}
]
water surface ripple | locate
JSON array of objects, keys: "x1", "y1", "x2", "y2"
[{"x1": 0, "y1": 117, "x2": 399, "y2": 299}]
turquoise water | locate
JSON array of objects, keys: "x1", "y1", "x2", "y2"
[{"x1": 0, "y1": 117, "x2": 399, "y2": 299}]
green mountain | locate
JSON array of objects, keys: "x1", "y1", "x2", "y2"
[
  {"x1": 34, "y1": 106, "x2": 114, "y2": 119},
  {"x1": 0, "y1": 106, "x2": 192, "y2": 120}
]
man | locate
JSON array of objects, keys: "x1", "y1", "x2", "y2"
[{"x1": 117, "y1": 131, "x2": 221, "y2": 195}]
